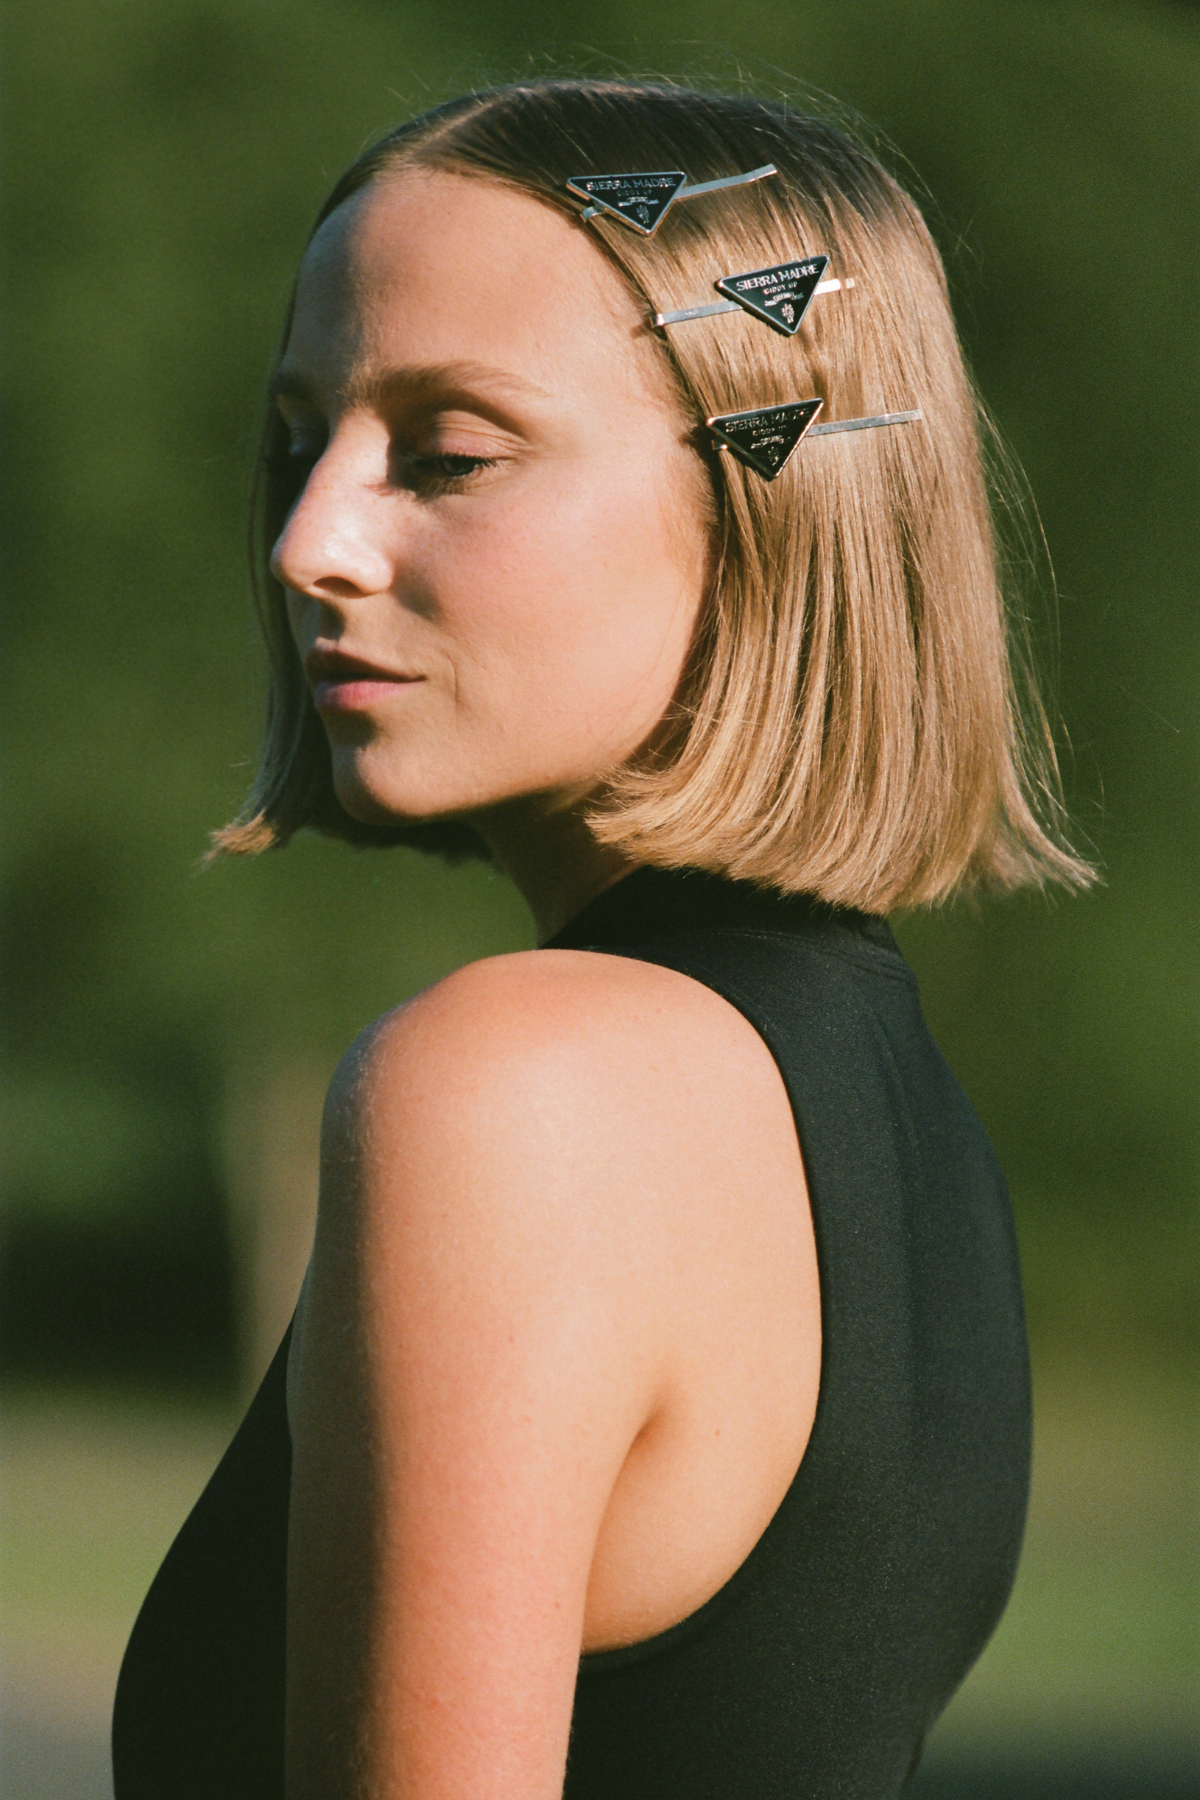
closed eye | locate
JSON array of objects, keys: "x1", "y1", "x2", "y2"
[
  {"x1": 264, "y1": 418, "x2": 504, "y2": 498},
  {"x1": 398, "y1": 452, "x2": 503, "y2": 492}
]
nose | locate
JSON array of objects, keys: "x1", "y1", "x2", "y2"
[{"x1": 270, "y1": 428, "x2": 396, "y2": 604}]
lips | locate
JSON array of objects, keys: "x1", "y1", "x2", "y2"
[{"x1": 305, "y1": 645, "x2": 424, "y2": 714}]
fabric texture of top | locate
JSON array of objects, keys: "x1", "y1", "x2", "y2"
[{"x1": 112, "y1": 865, "x2": 1031, "y2": 1798}]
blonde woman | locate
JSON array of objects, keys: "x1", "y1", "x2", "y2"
[{"x1": 113, "y1": 81, "x2": 1089, "y2": 1800}]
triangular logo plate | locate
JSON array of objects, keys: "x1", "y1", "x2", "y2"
[
  {"x1": 566, "y1": 171, "x2": 687, "y2": 235},
  {"x1": 715, "y1": 255, "x2": 830, "y2": 335},
  {"x1": 707, "y1": 399, "x2": 825, "y2": 480}
]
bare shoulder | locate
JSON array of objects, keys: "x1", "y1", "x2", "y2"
[
  {"x1": 327, "y1": 947, "x2": 785, "y2": 1210},
  {"x1": 313, "y1": 946, "x2": 804, "y2": 1328},
  {"x1": 349, "y1": 944, "x2": 758, "y2": 1073}
]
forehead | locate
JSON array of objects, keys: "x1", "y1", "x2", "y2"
[{"x1": 286, "y1": 168, "x2": 656, "y2": 405}]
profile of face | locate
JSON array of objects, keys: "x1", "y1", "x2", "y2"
[{"x1": 271, "y1": 170, "x2": 714, "y2": 835}]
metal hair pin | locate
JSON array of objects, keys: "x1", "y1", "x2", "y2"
[
  {"x1": 656, "y1": 255, "x2": 852, "y2": 335},
  {"x1": 707, "y1": 399, "x2": 922, "y2": 481},
  {"x1": 565, "y1": 164, "x2": 777, "y2": 236}
]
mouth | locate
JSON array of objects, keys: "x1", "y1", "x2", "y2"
[{"x1": 305, "y1": 645, "x2": 425, "y2": 715}]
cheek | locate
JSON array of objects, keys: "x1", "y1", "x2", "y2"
[{"x1": 442, "y1": 460, "x2": 707, "y2": 719}]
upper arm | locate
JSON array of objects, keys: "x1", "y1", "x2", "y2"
[{"x1": 285, "y1": 951, "x2": 694, "y2": 1799}]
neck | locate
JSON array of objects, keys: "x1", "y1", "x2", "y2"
[{"x1": 471, "y1": 798, "x2": 640, "y2": 944}]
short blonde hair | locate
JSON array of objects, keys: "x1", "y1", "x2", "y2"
[{"x1": 214, "y1": 80, "x2": 1091, "y2": 910}]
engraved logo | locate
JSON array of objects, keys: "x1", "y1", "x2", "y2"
[
  {"x1": 706, "y1": 399, "x2": 825, "y2": 480},
  {"x1": 565, "y1": 171, "x2": 688, "y2": 236},
  {"x1": 715, "y1": 256, "x2": 830, "y2": 335}
]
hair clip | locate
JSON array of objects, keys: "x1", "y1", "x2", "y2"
[
  {"x1": 656, "y1": 255, "x2": 852, "y2": 336},
  {"x1": 707, "y1": 400, "x2": 922, "y2": 480},
  {"x1": 565, "y1": 164, "x2": 776, "y2": 236}
]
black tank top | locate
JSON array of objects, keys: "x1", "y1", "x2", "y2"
[{"x1": 112, "y1": 866, "x2": 1031, "y2": 1798}]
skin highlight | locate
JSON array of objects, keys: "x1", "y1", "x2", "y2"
[{"x1": 271, "y1": 168, "x2": 715, "y2": 939}]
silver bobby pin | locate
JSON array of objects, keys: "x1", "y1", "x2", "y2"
[
  {"x1": 656, "y1": 256, "x2": 852, "y2": 335},
  {"x1": 565, "y1": 165, "x2": 776, "y2": 236},
  {"x1": 706, "y1": 400, "x2": 922, "y2": 481},
  {"x1": 809, "y1": 411, "x2": 922, "y2": 437}
]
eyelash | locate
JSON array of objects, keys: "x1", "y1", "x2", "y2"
[
  {"x1": 274, "y1": 437, "x2": 500, "y2": 491},
  {"x1": 403, "y1": 452, "x2": 501, "y2": 487}
]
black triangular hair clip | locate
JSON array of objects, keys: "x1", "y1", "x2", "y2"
[
  {"x1": 657, "y1": 256, "x2": 853, "y2": 336},
  {"x1": 707, "y1": 400, "x2": 922, "y2": 480},
  {"x1": 565, "y1": 165, "x2": 777, "y2": 236}
]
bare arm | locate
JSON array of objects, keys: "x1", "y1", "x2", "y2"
[{"x1": 284, "y1": 952, "x2": 686, "y2": 1799}]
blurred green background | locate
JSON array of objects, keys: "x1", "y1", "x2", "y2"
[{"x1": 1, "y1": 1, "x2": 1196, "y2": 1795}]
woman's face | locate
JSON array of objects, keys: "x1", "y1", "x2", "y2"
[{"x1": 271, "y1": 167, "x2": 713, "y2": 832}]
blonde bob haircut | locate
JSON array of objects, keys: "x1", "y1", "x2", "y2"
[{"x1": 214, "y1": 79, "x2": 1091, "y2": 911}]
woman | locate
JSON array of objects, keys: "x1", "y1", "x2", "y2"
[{"x1": 112, "y1": 80, "x2": 1090, "y2": 1799}]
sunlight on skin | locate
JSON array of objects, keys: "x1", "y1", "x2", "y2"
[{"x1": 271, "y1": 169, "x2": 716, "y2": 942}]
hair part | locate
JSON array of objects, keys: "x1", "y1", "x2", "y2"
[{"x1": 213, "y1": 79, "x2": 1093, "y2": 911}]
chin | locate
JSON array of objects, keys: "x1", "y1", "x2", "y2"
[
  {"x1": 330, "y1": 755, "x2": 474, "y2": 831},
  {"x1": 333, "y1": 779, "x2": 440, "y2": 829},
  {"x1": 328, "y1": 743, "x2": 592, "y2": 832}
]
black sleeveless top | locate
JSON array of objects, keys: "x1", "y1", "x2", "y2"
[{"x1": 112, "y1": 867, "x2": 1031, "y2": 1798}]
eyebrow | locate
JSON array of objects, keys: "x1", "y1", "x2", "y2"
[{"x1": 268, "y1": 359, "x2": 553, "y2": 415}]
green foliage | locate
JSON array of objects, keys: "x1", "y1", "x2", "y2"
[{"x1": 2, "y1": 0, "x2": 1196, "y2": 1363}]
